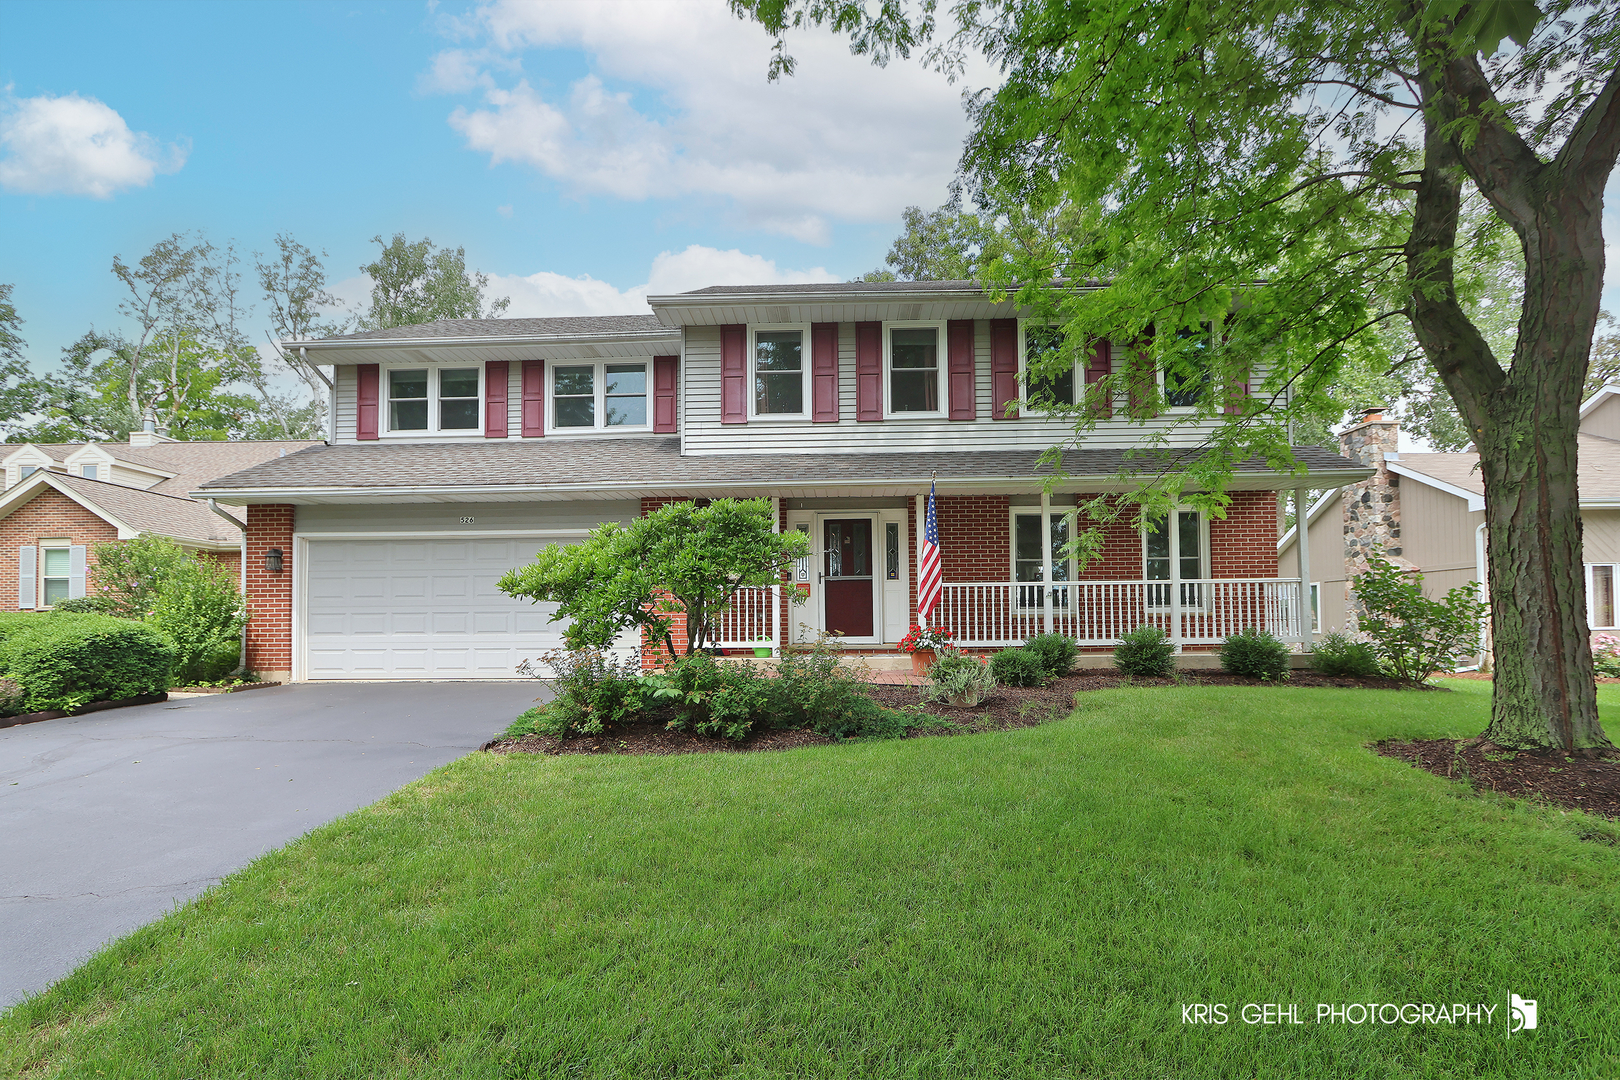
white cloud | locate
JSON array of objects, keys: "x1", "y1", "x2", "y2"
[
  {"x1": 430, "y1": 0, "x2": 985, "y2": 242},
  {"x1": 0, "y1": 91, "x2": 186, "y2": 198},
  {"x1": 485, "y1": 245, "x2": 837, "y2": 318}
]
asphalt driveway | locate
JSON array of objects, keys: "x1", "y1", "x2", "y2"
[{"x1": 0, "y1": 681, "x2": 543, "y2": 1010}]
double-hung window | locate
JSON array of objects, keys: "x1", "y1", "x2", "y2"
[
  {"x1": 1023, "y1": 324, "x2": 1074, "y2": 410},
  {"x1": 1144, "y1": 510, "x2": 1206, "y2": 607},
  {"x1": 752, "y1": 327, "x2": 806, "y2": 416},
  {"x1": 40, "y1": 546, "x2": 71, "y2": 607},
  {"x1": 1163, "y1": 326, "x2": 1213, "y2": 408},
  {"x1": 553, "y1": 361, "x2": 650, "y2": 431},
  {"x1": 387, "y1": 367, "x2": 481, "y2": 433},
  {"x1": 887, "y1": 324, "x2": 943, "y2": 414},
  {"x1": 1014, "y1": 511, "x2": 1072, "y2": 608},
  {"x1": 1590, "y1": 564, "x2": 1617, "y2": 629}
]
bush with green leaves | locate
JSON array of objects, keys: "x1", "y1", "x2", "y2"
[
  {"x1": 150, "y1": 556, "x2": 247, "y2": 685},
  {"x1": 85, "y1": 536, "x2": 194, "y2": 620},
  {"x1": 1114, "y1": 625, "x2": 1174, "y2": 678},
  {"x1": 0, "y1": 613, "x2": 176, "y2": 713},
  {"x1": 1311, "y1": 631, "x2": 1383, "y2": 678},
  {"x1": 0, "y1": 677, "x2": 23, "y2": 716},
  {"x1": 990, "y1": 647, "x2": 1046, "y2": 687},
  {"x1": 1352, "y1": 554, "x2": 1487, "y2": 685},
  {"x1": 1219, "y1": 627, "x2": 1291, "y2": 681},
  {"x1": 924, "y1": 648, "x2": 997, "y2": 706},
  {"x1": 1024, "y1": 632, "x2": 1077, "y2": 679},
  {"x1": 516, "y1": 647, "x2": 646, "y2": 738},
  {"x1": 767, "y1": 634, "x2": 912, "y2": 739},
  {"x1": 641, "y1": 652, "x2": 774, "y2": 741}
]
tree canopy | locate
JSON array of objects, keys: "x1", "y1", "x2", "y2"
[{"x1": 358, "y1": 234, "x2": 510, "y2": 331}]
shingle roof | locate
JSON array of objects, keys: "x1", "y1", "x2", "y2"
[
  {"x1": 1397, "y1": 434, "x2": 1620, "y2": 502},
  {"x1": 53, "y1": 473, "x2": 243, "y2": 544},
  {"x1": 311, "y1": 315, "x2": 669, "y2": 344},
  {"x1": 672, "y1": 280, "x2": 982, "y2": 296},
  {"x1": 198, "y1": 438, "x2": 1369, "y2": 494},
  {"x1": 106, "y1": 440, "x2": 321, "y2": 497}
]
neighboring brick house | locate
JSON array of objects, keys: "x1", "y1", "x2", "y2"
[
  {"x1": 194, "y1": 281, "x2": 1371, "y2": 683},
  {"x1": 1, "y1": 435, "x2": 318, "y2": 612},
  {"x1": 1280, "y1": 389, "x2": 1620, "y2": 649}
]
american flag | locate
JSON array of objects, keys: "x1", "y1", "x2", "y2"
[{"x1": 918, "y1": 481, "x2": 942, "y2": 623}]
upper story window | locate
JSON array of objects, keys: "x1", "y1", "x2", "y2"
[
  {"x1": 80, "y1": 465, "x2": 98, "y2": 479},
  {"x1": 554, "y1": 361, "x2": 649, "y2": 431},
  {"x1": 387, "y1": 367, "x2": 481, "y2": 433},
  {"x1": 887, "y1": 323, "x2": 943, "y2": 414},
  {"x1": 753, "y1": 327, "x2": 807, "y2": 416},
  {"x1": 1023, "y1": 325, "x2": 1073, "y2": 409},
  {"x1": 1163, "y1": 326, "x2": 1213, "y2": 408}
]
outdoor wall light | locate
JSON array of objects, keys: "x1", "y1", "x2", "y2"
[{"x1": 265, "y1": 548, "x2": 284, "y2": 574}]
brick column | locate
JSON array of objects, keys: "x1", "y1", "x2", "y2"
[{"x1": 244, "y1": 504, "x2": 295, "y2": 682}]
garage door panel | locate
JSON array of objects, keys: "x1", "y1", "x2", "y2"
[{"x1": 304, "y1": 536, "x2": 591, "y2": 679}]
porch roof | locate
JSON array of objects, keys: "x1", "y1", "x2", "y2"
[{"x1": 196, "y1": 438, "x2": 1371, "y2": 506}]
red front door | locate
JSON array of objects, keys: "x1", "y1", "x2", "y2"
[{"x1": 823, "y1": 519, "x2": 874, "y2": 638}]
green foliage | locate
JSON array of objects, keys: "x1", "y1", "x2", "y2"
[
  {"x1": 641, "y1": 652, "x2": 773, "y2": 741},
  {"x1": 0, "y1": 283, "x2": 42, "y2": 440},
  {"x1": 923, "y1": 649, "x2": 997, "y2": 707},
  {"x1": 1113, "y1": 625, "x2": 1174, "y2": 678},
  {"x1": 1219, "y1": 627, "x2": 1291, "y2": 682},
  {"x1": 498, "y1": 498, "x2": 810, "y2": 657},
  {"x1": 1353, "y1": 555, "x2": 1487, "y2": 685},
  {"x1": 517, "y1": 648, "x2": 646, "y2": 739},
  {"x1": 768, "y1": 634, "x2": 909, "y2": 739},
  {"x1": 150, "y1": 556, "x2": 247, "y2": 685},
  {"x1": 989, "y1": 647, "x2": 1046, "y2": 687},
  {"x1": 0, "y1": 613, "x2": 175, "y2": 712},
  {"x1": 0, "y1": 677, "x2": 22, "y2": 716},
  {"x1": 358, "y1": 234, "x2": 510, "y2": 330},
  {"x1": 852, "y1": 204, "x2": 1007, "y2": 283},
  {"x1": 1024, "y1": 632, "x2": 1077, "y2": 679},
  {"x1": 1311, "y1": 631, "x2": 1384, "y2": 678}
]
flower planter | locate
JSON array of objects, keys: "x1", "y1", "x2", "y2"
[{"x1": 910, "y1": 648, "x2": 936, "y2": 676}]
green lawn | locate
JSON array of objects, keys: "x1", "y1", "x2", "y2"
[{"x1": 6, "y1": 681, "x2": 1619, "y2": 1079}]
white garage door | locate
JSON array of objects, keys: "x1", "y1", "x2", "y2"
[{"x1": 304, "y1": 537, "x2": 576, "y2": 679}]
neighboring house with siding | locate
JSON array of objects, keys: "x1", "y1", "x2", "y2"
[
  {"x1": 0, "y1": 434, "x2": 318, "y2": 609},
  {"x1": 1279, "y1": 389, "x2": 1620, "y2": 647},
  {"x1": 192, "y1": 280, "x2": 1372, "y2": 683}
]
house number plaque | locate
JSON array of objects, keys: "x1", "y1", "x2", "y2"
[{"x1": 458, "y1": 516, "x2": 475, "y2": 524}]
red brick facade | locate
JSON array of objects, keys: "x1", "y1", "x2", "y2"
[
  {"x1": 0, "y1": 491, "x2": 119, "y2": 611},
  {"x1": 244, "y1": 504, "x2": 295, "y2": 679}
]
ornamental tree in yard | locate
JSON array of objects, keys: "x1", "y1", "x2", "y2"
[
  {"x1": 497, "y1": 498, "x2": 810, "y2": 658},
  {"x1": 737, "y1": 0, "x2": 1619, "y2": 752}
]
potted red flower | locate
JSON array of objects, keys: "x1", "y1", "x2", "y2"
[{"x1": 898, "y1": 623, "x2": 954, "y2": 675}]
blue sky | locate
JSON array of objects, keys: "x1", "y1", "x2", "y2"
[{"x1": 1, "y1": 0, "x2": 1615, "y2": 398}]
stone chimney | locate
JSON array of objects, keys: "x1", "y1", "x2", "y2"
[{"x1": 1340, "y1": 406, "x2": 1403, "y2": 578}]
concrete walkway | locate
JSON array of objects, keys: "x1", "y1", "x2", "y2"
[{"x1": 0, "y1": 681, "x2": 542, "y2": 1010}]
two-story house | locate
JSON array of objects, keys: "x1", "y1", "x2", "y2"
[{"x1": 194, "y1": 281, "x2": 1371, "y2": 683}]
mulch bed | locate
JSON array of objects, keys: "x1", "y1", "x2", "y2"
[
  {"x1": 482, "y1": 669, "x2": 1413, "y2": 758},
  {"x1": 1374, "y1": 737, "x2": 1620, "y2": 820}
]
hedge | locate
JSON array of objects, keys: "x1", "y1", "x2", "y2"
[{"x1": 0, "y1": 612, "x2": 176, "y2": 714}]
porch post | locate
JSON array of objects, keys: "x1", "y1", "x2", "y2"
[
  {"x1": 1168, "y1": 507, "x2": 1183, "y2": 654},
  {"x1": 1039, "y1": 489, "x2": 1053, "y2": 636},
  {"x1": 1294, "y1": 487, "x2": 1311, "y2": 649}
]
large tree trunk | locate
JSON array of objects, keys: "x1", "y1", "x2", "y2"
[{"x1": 1408, "y1": 53, "x2": 1617, "y2": 752}]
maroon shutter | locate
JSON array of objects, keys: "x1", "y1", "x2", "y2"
[
  {"x1": 1085, "y1": 339, "x2": 1112, "y2": 419},
  {"x1": 989, "y1": 319, "x2": 1018, "y2": 420},
  {"x1": 1224, "y1": 370, "x2": 1250, "y2": 415},
  {"x1": 484, "y1": 361, "x2": 509, "y2": 438},
  {"x1": 811, "y1": 323, "x2": 839, "y2": 422},
  {"x1": 721, "y1": 324, "x2": 747, "y2": 424},
  {"x1": 855, "y1": 321, "x2": 882, "y2": 421},
  {"x1": 947, "y1": 319, "x2": 975, "y2": 420},
  {"x1": 653, "y1": 355, "x2": 679, "y2": 433},
  {"x1": 356, "y1": 364, "x2": 379, "y2": 440},
  {"x1": 521, "y1": 360, "x2": 545, "y2": 437}
]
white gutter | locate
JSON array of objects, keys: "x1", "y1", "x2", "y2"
[{"x1": 285, "y1": 328, "x2": 679, "y2": 351}]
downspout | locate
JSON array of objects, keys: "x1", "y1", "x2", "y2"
[
  {"x1": 1473, "y1": 519, "x2": 1490, "y2": 671},
  {"x1": 209, "y1": 498, "x2": 249, "y2": 676}
]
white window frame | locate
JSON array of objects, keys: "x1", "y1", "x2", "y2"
[
  {"x1": 1010, "y1": 507, "x2": 1077, "y2": 610},
  {"x1": 1140, "y1": 507, "x2": 1211, "y2": 609},
  {"x1": 1587, "y1": 562, "x2": 1618, "y2": 629},
  {"x1": 1159, "y1": 327, "x2": 1217, "y2": 413},
  {"x1": 381, "y1": 363, "x2": 484, "y2": 437},
  {"x1": 748, "y1": 323, "x2": 812, "y2": 420},
  {"x1": 1310, "y1": 582, "x2": 1321, "y2": 634},
  {"x1": 548, "y1": 359, "x2": 653, "y2": 434},
  {"x1": 1017, "y1": 320, "x2": 1078, "y2": 415},
  {"x1": 38, "y1": 541, "x2": 72, "y2": 610},
  {"x1": 882, "y1": 320, "x2": 948, "y2": 419}
]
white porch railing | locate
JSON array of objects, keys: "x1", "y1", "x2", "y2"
[
  {"x1": 935, "y1": 579, "x2": 1304, "y2": 648},
  {"x1": 714, "y1": 585, "x2": 780, "y2": 649}
]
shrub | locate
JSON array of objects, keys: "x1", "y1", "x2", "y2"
[
  {"x1": 990, "y1": 647, "x2": 1047, "y2": 687},
  {"x1": 1353, "y1": 553, "x2": 1487, "y2": 684},
  {"x1": 1219, "y1": 627, "x2": 1291, "y2": 681},
  {"x1": 771, "y1": 633, "x2": 910, "y2": 739},
  {"x1": 924, "y1": 648, "x2": 997, "y2": 706},
  {"x1": 0, "y1": 613, "x2": 176, "y2": 712},
  {"x1": 1114, "y1": 625, "x2": 1174, "y2": 678},
  {"x1": 0, "y1": 677, "x2": 23, "y2": 716},
  {"x1": 47, "y1": 596, "x2": 101, "y2": 614},
  {"x1": 1024, "y1": 632, "x2": 1078, "y2": 678},
  {"x1": 516, "y1": 647, "x2": 645, "y2": 738},
  {"x1": 639, "y1": 652, "x2": 775, "y2": 741},
  {"x1": 1593, "y1": 634, "x2": 1620, "y2": 679},
  {"x1": 1311, "y1": 631, "x2": 1383, "y2": 678},
  {"x1": 150, "y1": 556, "x2": 247, "y2": 686},
  {"x1": 85, "y1": 536, "x2": 194, "y2": 620}
]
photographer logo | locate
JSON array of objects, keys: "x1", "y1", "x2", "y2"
[{"x1": 1508, "y1": 994, "x2": 1537, "y2": 1037}]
